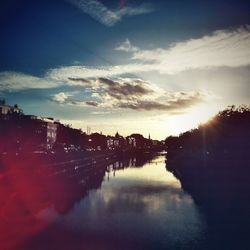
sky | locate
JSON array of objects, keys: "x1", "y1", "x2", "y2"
[{"x1": 0, "y1": 0, "x2": 250, "y2": 139}]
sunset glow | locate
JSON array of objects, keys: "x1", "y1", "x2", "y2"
[
  {"x1": 1, "y1": 1, "x2": 250, "y2": 250},
  {"x1": 1, "y1": 1, "x2": 250, "y2": 139}
]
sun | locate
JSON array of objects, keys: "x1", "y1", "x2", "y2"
[{"x1": 166, "y1": 104, "x2": 220, "y2": 136}]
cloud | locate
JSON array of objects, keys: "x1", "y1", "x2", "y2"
[
  {"x1": 65, "y1": 0, "x2": 154, "y2": 26},
  {"x1": 68, "y1": 77, "x2": 92, "y2": 84},
  {"x1": 51, "y1": 91, "x2": 90, "y2": 107},
  {"x1": 0, "y1": 72, "x2": 59, "y2": 91},
  {"x1": 123, "y1": 26, "x2": 250, "y2": 74},
  {"x1": 68, "y1": 76, "x2": 159, "y2": 99},
  {"x1": 97, "y1": 77, "x2": 154, "y2": 100},
  {"x1": 85, "y1": 100, "x2": 99, "y2": 107},
  {"x1": 52, "y1": 92, "x2": 72, "y2": 103},
  {"x1": 54, "y1": 76, "x2": 210, "y2": 111},
  {"x1": 116, "y1": 91, "x2": 208, "y2": 111},
  {"x1": 117, "y1": 100, "x2": 167, "y2": 111},
  {"x1": 91, "y1": 111, "x2": 111, "y2": 115},
  {"x1": 47, "y1": 26, "x2": 250, "y2": 81},
  {"x1": 115, "y1": 38, "x2": 139, "y2": 52},
  {"x1": 4, "y1": 26, "x2": 246, "y2": 114},
  {"x1": 47, "y1": 64, "x2": 154, "y2": 80}
]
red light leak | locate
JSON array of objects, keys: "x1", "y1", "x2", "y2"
[{"x1": 0, "y1": 153, "x2": 73, "y2": 250}]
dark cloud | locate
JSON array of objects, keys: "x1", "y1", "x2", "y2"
[
  {"x1": 98, "y1": 77, "x2": 153, "y2": 101},
  {"x1": 167, "y1": 92, "x2": 204, "y2": 109},
  {"x1": 118, "y1": 92, "x2": 205, "y2": 111},
  {"x1": 68, "y1": 77, "x2": 92, "y2": 84},
  {"x1": 98, "y1": 77, "x2": 116, "y2": 86},
  {"x1": 85, "y1": 101, "x2": 99, "y2": 107},
  {"x1": 67, "y1": 76, "x2": 155, "y2": 101},
  {"x1": 118, "y1": 101, "x2": 168, "y2": 111},
  {"x1": 52, "y1": 78, "x2": 208, "y2": 112}
]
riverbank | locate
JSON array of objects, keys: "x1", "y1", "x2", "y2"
[
  {"x1": 165, "y1": 107, "x2": 250, "y2": 249},
  {"x1": 166, "y1": 151, "x2": 250, "y2": 249}
]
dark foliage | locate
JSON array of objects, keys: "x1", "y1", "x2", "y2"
[{"x1": 165, "y1": 105, "x2": 250, "y2": 249}]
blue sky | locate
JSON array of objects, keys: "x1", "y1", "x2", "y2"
[{"x1": 1, "y1": 0, "x2": 250, "y2": 139}]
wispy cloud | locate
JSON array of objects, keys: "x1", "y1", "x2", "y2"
[
  {"x1": 118, "y1": 26, "x2": 250, "y2": 74},
  {"x1": 115, "y1": 38, "x2": 139, "y2": 52},
  {"x1": 51, "y1": 91, "x2": 91, "y2": 107},
  {"x1": 47, "y1": 64, "x2": 153, "y2": 80},
  {"x1": 65, "y1": 0, "x2": 154, "y2": 26},
  {"x1": 47, "y1": 26, "x2": 250, "y2": 80},
  {"x1": 0, "y1": 72, "x2": 59, "y2": 91},
  {"x1": 92, "y1": 111, "x2": 111, "y2": 115}
]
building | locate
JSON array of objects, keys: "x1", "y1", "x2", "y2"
[
  {"x1": 107, "y1": 133, "x2": 126, "y2": 150},
  {"x1": 0, "y1": 100, "x2": 23, "y2": 115},
  {"x1": 107, "y1": 136, "x2": 115, "y2": 150},
  {"x1": 27, "y1": 116, "x2": 58, "y2": 150},
  {"x1": 0, "y1": 110, "x2": 58, "y2": 152},
  {"x1": 127, "y1": 136, "x2": 136, "y2": 148}
]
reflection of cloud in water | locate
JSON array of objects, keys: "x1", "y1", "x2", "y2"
[{"x1": 101, "y1": 184, "x2": 188, "y2": 213}]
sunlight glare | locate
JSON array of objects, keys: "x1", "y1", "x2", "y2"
[{"x1": 167, "y1": 104, "x2": 220, "y2": 136}]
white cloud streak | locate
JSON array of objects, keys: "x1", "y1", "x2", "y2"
[
  {"x1": 66, "y1": 0, "x2": 154, "y2": 26},
  {"x1": 0, "y1": 72, "x2": 60, "y2": 91},
  {"x1": 47, "y1": 26, "x2": 250, "y2": 80},
  {"x1": 47, "y1": 64, "x2": 154, "y2": 80},
  {"x1": 128, "y1": 25, "x2": 250, "y2": 73}
]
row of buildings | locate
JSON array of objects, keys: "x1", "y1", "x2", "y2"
[{"x1": 0, "y1": 100, "x2": 162, "y2": 154}]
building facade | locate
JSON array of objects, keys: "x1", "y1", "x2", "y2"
[{"x1": 0, "y1": 100, "x2": 23, "y2": 115}]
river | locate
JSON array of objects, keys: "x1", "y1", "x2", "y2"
[{"x1": 14, "y1": 153, "x2": 207, "y2": 250}]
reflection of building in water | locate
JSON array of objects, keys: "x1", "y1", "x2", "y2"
[{"x1": 46, "y1": 121, "x2": 57, "y2": 149}]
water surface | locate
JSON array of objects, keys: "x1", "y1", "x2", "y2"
[{"x1": 20, "y1": 154, "x2": 206, "y2": 250}]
